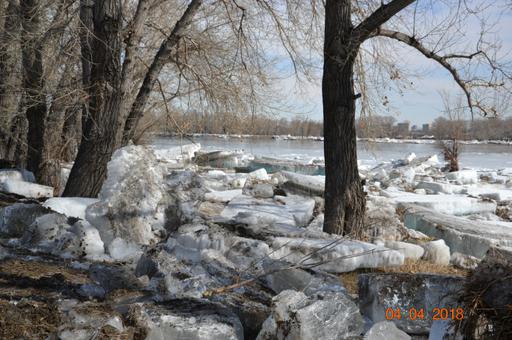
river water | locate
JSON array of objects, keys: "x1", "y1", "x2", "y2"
[{"x1": 152, "y1": 136, "x2": 512, "y2": 170}]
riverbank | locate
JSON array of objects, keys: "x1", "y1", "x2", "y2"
[{"x1": 0, "y1": 143, "x2": 511, "y2": 338}]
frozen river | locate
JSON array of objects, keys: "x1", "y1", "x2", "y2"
[{"x1": 152, "y1": 136, "x2": 512, "y2": 170}]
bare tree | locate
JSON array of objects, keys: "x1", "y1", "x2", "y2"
[{"x1": 322, "y1": 0, "x2": 511, "y2": 236}]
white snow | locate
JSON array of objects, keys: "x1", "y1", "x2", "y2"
[
  {"x1": 421, "y1": 239, "x2": 451, "y2": 265},
  {"x1": 43, "y1": 197, "x2": 99, "y2": 220},
  {"x1": 384, "y1": 241, "x2": 424, "y2": 260},
  {"x1": 0, "y1": 170, "x2": 24, "y2": 183},
  {"x1": 0, "y1": 179, "x2": 53, "y2": 198}
]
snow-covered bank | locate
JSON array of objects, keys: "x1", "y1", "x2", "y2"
[{"x1": 1, "y1": 143, "x2": 511, "y2": 339}]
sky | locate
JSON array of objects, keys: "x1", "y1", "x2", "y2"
[{"x1": 272, "y1": 0, "x2": 512, "y2": 126}]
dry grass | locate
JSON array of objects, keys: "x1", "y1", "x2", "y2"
[
  {"x1": 0, "y1": 259, "x2": 91, "y2": 284},
  {"x1": 340, "y1": 258, "x2": 468, "y2": 295}
]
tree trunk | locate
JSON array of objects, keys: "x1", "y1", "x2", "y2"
[
  {"x1": 21, "y1": 0, "x2": 47, "y2": 178},
  {"x1": 79, "y1": 0, "x2": 94, "y2": 136},
  {"x1": 63, "y1": 0, "x2": 122, "y2": 197},
  {"x1": 0, "y1": 1, "x2": 21, "y2": 160},
  {"x1": 322, "y1": 0, "x2": 366, "y2": 236}
]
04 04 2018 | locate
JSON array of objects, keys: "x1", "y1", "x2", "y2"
[{"x1": 385, "y1": 307, "x2": 464, "y2": 321}]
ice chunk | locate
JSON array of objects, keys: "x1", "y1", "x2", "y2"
[
  {"x1": 446, "y1": 169, "x2": 478, "y2": 184},
  {"x1": 0, "y1": 203, "x2": 50, "y2": 238},
  {"x1": 204, "y1": 189, "x2": 242, "y2": 203},
  {"x1": 0, "y1": 179, "x2": 53, "y2": 198},
  {"x1": 415, "y1": 181, "x2": 464, "y2": 194},
  {"x1": 0, "y1": 169, "x2": 23, "y2": 182},
  {"x1": 86, "y1": 145, "x2": 166, "y2": 246},
  {"x1": 450, "y1": 252, "x2": 480, "y2": 270},
  {"x1": 108, "y1": 237, "x2": 142, "y2": 261},
  {"x1": 384, "y1": 241, "x2": 424, "y2": 260},
  {"x1": 220, "y1": 195, "x2": 315, "y2": 228},
  {"x1": 359, "y1": 273, "x2": 464, "y2": 334},
  {"x1": 43, "y1": 197, "x2": 98, "y2": 220},
  {"x1": 281, "y1": 171, "x2": 325, "y2": 197},
  {"x1": 365, "y1": 321, "x2": 411, "y2": 340},
  {"x1": 404, "y1": 205, "x2": 512, "y2": 258},
  {"x1": 256, "y1": 290, "x2": 363, "y2": 340},
  {"x1": 383, "y1": 190, "x2": 496, "y2": 215},
  {"x1": 269, "y1": 237, "x2": 404, "y2": 273},
  {"x1": 152, "y1": 143, "x2": 200, "y2": 162},
  {"x1": 421, "y1": 239, "x2": 450, "y2": 265},
  {"x1": 248, "y1": 168, "x2": 270, "y2": 181}
]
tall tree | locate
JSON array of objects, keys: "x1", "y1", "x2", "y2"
[
  {"x1": 63, "y1": 0, "x2": 122, "y2": 197},
  {"x1": 322, "y1": 0, "x2": 509, "y2": 235},
  {"x1": 20, "y1": 0, "x2": 47, "y2": 177}
]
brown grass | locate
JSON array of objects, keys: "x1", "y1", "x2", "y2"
[
  {"x1": 340, "y1": 258, "x2": 468, "y2": 295},
  {"x1": 0, "y1": 259, "x2": 91, "y2": 284}
]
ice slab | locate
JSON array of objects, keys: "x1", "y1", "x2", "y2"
[
  {"x1": 281, "y1": 171, "x2": 325, "y2": 197},
  {"x1": 204, "y1": 189, "x2": 242, "y2": 203},
  {"x1": 269, "y1": 237, "x2": 404, "y2": 273},
  {"x1": 43, "y1": 197, "x2": 99, "y2": 220},
  {"x1": 0, "y1": 179, "x2": 53, "y2": 198},
  {"x1": 220, "y1": 194, "x2": 315, "y2": 228},
  {"x1": 383, "y1": 189, "x2": 496, "y2": 215},
  {"x1": 404, "y1": 205, "x2": 512, "y2": 258}
]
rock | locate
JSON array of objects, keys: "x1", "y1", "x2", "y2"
[
  {"x1": 365, "y1": 321, "x2": 411, "y2": 340},
  {"x1": 0, "y1": 179, "x2": 53, "y2": 198},
  {"x1": 269, "y1": 237, "x2": 404, "y2": 273},
  {"x1": 359, "y1": 273, "x2": 465, "y2": 335},
  {"x1": 404, "y1": 205, "x2": 512, "y2": 258},
  {"x1": 85, "y1": 145, "x2": 167, "y2": 247},
  {"x1": 422, "y1": 239, "x2": 451, "y2": 265},
  {"x1": 0, "y1": 203, "x2": 50, "y2": 238},
  {"x1": 43, "y1": 197, "x2": 98, "y2": 220},
  {"x1": 256, "y1": 290, "x2": 364, "y2": 340},
  {"x1": 446, "y1": 169, "x2": 478, "y2": 184},
  {"x1": 450, "y1": 252, "x2": 480, "y2": 270},
  {"x1": 129, "y1": 300, "x2": 244, "y2": 340},
  {"x1": 384, "y1": 241, "x2": 425, "y2": 260}
]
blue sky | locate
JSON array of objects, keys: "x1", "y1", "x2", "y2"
[{"x1": 272, "y1": 0, "x2": 512, "y2": 126}]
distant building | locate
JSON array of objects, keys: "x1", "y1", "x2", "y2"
[
  {"x1": 396, "y1": 122, "x2": 410, "y2": 137},
  {"x1": 422, "y1": 124, "x2": 430, "y2": 133}
]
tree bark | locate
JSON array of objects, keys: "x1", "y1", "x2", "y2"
[
  {"x1": 79, "y1": 0, "x2": 94, "y2": 136},
  {"x1": 0, "y1": 1, "x2": 21, "y2": 160},
  {"x1": 322, "y1": 0, "x2": 365, "y2": 236},
  {"x1": 20, "y1": 0, "x2": 47, "y2": 178},
  {"x1": 121, "y1": 0, "x2": 202, "y2": 145},
  {"x1": 63, "y1": 0, "x2": 122, "y2": 197}
]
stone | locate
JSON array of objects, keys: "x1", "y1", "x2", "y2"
[
  {"x1": 384, "y1": 241, "x2": 425, "y2": 260},
  {"x1": 359, "y1": 273, "x2": 465, "y2": 335},
  {"x1": 365, "y1": 321, "x2": 411, "y2": 340},
  {"x1": 256, "y1": 290, "x2": 364, "y2": 340},
  {"x1": 422, "y1": 239, "x2": 451, "y2": 265}
]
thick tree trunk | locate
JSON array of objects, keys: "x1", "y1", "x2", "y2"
[
  {"x1": 322, "y1": 0, "x2": 366, "y2": 236},
  {"x1": 63, "y1": 0, "x2": 122, "y2": 197},
  {"x1": 0, "y1": 1, "x2": 21, "y2": 160},
  {"x1": 21, "y1": 0, "x2": 47, "y2": 178},
  {"x1": 79, "y1": 0, "x2": 94, "y2": 135}
]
